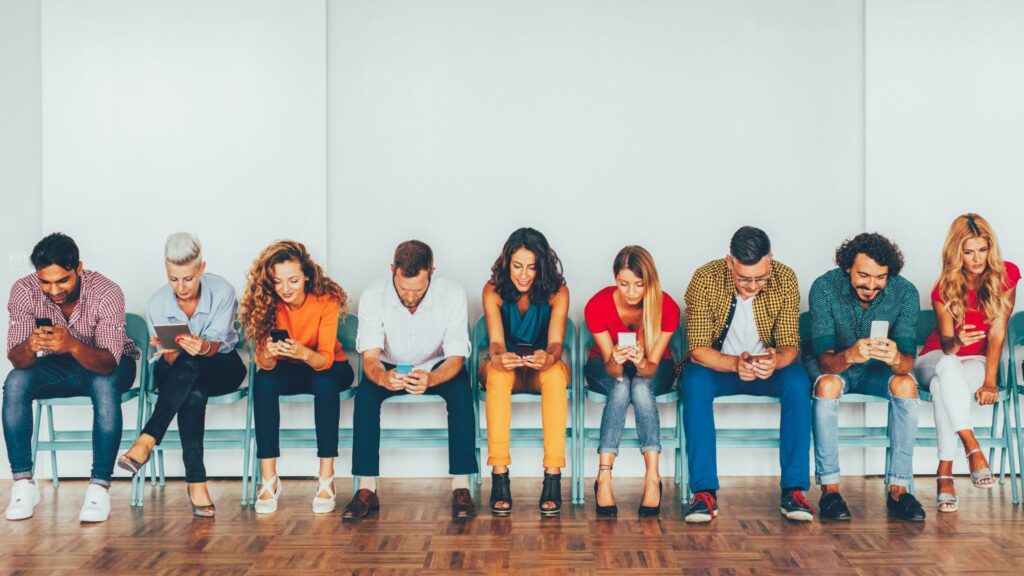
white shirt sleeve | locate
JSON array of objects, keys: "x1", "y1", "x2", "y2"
[
  {"x1": 356, "y1": 284, "x2": 386, "y2": 353},
  {"x1": 441, "y1": 282, "x2": 470, "y2": 359}
]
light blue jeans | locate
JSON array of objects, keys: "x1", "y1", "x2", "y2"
[
  {"x1": 808, "y1": 358, "x2": 919, "y2": 487},
  {"x1": 584, "y1": 358, "x2": 675, "y2": 455}
]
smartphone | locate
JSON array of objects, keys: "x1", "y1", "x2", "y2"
[
  {"x1": 515, "y1": 343, "x2": 534, "y2": 358},
  {"x1": 269, "y1": 329, "x2": 289, "y2": 342},
  {"x1": 618, "y1": 332, "x2": 638, "y2": 347},
  {"x1": 870, "y1": 320, "x2": 889, "y2": 341},
  {"x1": 748, "y1": 353, "x2": 772, "y2": 363},
  {"x1": 34, "y1": 318, "x2": 54, "y2": 329},
  {"x1": 396, "y1": 364, "x2": 413, "y2": 375}
]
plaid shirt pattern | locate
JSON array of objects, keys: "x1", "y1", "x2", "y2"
[
  {"x1": 6, "y1": 270, "x2": 140, "y2": 363},
  {"x1": 684, "y1": 258, "x2": 801, "y2": 351}
]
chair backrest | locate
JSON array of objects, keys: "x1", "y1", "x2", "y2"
[
  {"x1": 126, "y1": 312, "x2": 148, "y2": 352},
  {"x1": 339, "y1": 313, "x2": 360, "y2": 375}
]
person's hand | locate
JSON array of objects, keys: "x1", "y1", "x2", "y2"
[
  {"x1": 868, "y1": 338, "x2": 899, "y2": 366},
  {"x1": 35, "y1": 324, "x2": 77, "y2": 354},
  {"x1": 524, "y1": 349, "x2": 549, "y2": 370},
  {"x1": 177, "y1": 334, "x2": 206, "y2": 356},
  {"x1": 262, "y1": 337, "x2": 283, "y2": 361},
  {"x1": 611, "y1": 345, "x2": 631, "y2": 365},
  {"x1": 751, "y1": 348, "x2": 778, "y2": 380},
  {"x1": 404, "y1": 369, "x2": 430, "y2": 395},
  {"x1": 275, "y1": 339, "x2": 313, "y2": 361},
  {"x1": 736, "y1": 352, "x2": 757, "y2": 381},
  {"x1": 956, "y1": 324, "x2": 986, "y2": 348},
  {"x1": 975, "y1": 384, "x2": 999, "y2": 405},
  {"x1": 381, "y1": 369, "x2": 407, "y2": 391},
  {"x1": 845, "y1": 338, "x2": 873, "y2": 364},
  {"x1": 496, "y1": 352, "x2": 525, "y2": 371},
  {"x1": 27, "y1": 328, "x2": 51, "y2": 353}
]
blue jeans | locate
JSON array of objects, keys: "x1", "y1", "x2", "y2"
[
  {"x1": 681, "y1": 362, "x2": 811, "y2": 492},
  {"x1": 584, "y1": 358, "x2": 675, "y2": 455},
  {"x1": 808, "y1": 358, "x2": 919, "y2": 487},
  {"x1": 2, "y1": 354, "x2": 136, "y2": 482}
]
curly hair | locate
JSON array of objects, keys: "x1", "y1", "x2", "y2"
[
  {"x1": 489, "y1": 228, "x2": 565, "y2": 305},
  {"x1": 938, "y1": 213, "x2": 1012, "y2": 325},
  {"x1": 238, "y1": 240, "x2": 347, "y2": 346},
  {"x1": 835, "y1": 232, "x2": 905, "y2": 277}
]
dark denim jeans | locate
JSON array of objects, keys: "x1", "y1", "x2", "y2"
[{"x1": 2, "y1": 354, "x2": 136, "y2": 482}]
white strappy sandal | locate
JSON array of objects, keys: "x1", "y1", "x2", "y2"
[
  {"x1": 966, "y1": 448, "x2": 996, "y2": 489},
  {"x1": 936, "y1": 476, "x2": 959, "y2": 513},
  {"x1": 312, "y1": 476, "x2": 336, "y2": 514},
  {"x1": 254, "y1": 476, "x2": 282, "y2": 514}
]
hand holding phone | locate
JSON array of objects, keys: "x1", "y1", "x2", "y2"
[
  {"x1": 618, "y1": 332, "x2": 638, "y2": 348},
  {"x1": 35, "y1": 317, "x2": 54, "y2": 331},
  {"x1": 270, "y1": 329, "x2": 289, "y2": 343}
]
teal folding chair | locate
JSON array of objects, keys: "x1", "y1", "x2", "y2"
[
  {"x1": 470, "y1": 314, "x2": 578, "y2": 502},
  {"x1": 574, "y1": 322, "x2": 685, "y2": 505},
  {"x1": 250, "y1": 314, "x2": 361, "y2": 503},
  {"x1": 30, "y1": 312, "x2": 147, "y2": 486},
  {"x1": 1003, "y1": 311, "x2": 1024, "y2": 501},
  {"x1": 131, "y1": 326, "x2": 253, "y2": 507}
]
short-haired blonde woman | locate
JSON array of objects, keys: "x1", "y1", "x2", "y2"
[
  {"x1": 583, "y1": 246, "x2": 679, "y2": 517},
  {"x1": 239, "y1": 240, "x2": 354, "y2": 515},
  {"x1": 916, "y1": 214, "x2": 1019, "y2": 512},
  {"x1": 118, "y1": 233, "x2": 247, "y2": 517}
]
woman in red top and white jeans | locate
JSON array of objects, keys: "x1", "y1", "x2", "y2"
[{"x1": 915, "y1": 214, "x2": 1018, "y2": 512}]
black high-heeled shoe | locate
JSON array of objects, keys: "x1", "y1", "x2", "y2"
[
  {"x1": 489, "y1": 471, "x2": 512, "y2": 516},
  {"x1": 638, "y1": 480, "x2": 662, "y2": 517},
  {"x1": 594, "y1": 465, "x2": 617, "y2": 517},
  {"x1": 539, "y1": 472, "x2": 562, "y2": 517}
]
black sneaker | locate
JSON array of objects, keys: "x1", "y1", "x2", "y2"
[
  {"x1": 818, "y1": 491, "x2": 852, "y2": 521},
  {"x1": 780, "y1": 489, "x2": 814, "y2": 522},
  {"x1": 887, "y1": 493, "x2": 926, "y2": 522},
  {"x1": 684, "y1": 491, "x2": 718, "y2": 523}
]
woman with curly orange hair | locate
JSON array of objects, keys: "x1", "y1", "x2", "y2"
[
  {"x1": 916, "y1": 214, "x2": 1018, "y2": 512},
  {"x1": 239, "y1": 240, "x2": 354, "y2": 515}
]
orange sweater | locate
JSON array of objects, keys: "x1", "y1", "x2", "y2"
[{"x1": 266, "y1": 293, "x2": 345, "y2": 370}]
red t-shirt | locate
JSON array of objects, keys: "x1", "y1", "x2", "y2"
[
  {"x1": 920, "y1": 261, "x2": 1020, "y2": 357},
  {"x1": 584, "y1": 286, "x2": 680, "y2": 360}
]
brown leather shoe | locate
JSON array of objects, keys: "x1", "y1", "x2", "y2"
[
  {"x1": 342, "y1": 488, "x2": 379, "y2": 520},
  {"x1": 452, "y1": 488, "x2": 477, "y2": 519}
]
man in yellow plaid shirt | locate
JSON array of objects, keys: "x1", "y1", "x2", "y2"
[{"x1": 680, "y1": 226, "x2": 812, "y2": 524}]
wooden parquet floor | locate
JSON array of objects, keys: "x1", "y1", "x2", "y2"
[{"x1": 1, "y1": 476, "x2": 1022, "y2": 575}]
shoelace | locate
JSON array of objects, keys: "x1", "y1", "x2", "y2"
[
  {"x1": 789, "y1": 490, "x2": 815, "y2": 513},
  {"x1": 690, "y1": 491, "x2": 716, "y2": 513}
]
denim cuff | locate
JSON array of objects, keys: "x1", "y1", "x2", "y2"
[
  {"x1": 639, "y1": 445, "x2": 662, "y2": 455},
  {"x1": 597, "y1": 447, "x2": 619, "y2": 456},
  {"x1": 886, "y1": 474, "x2": 913, "y2": 488},
  {"x1": 815, "y1": 472, "x2": 840, "y2": 486}
]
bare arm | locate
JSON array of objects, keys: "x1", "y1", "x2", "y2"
[
  {"x1": 429, "y1": 356, "x2": 465, "y2": 387},
  {"x1": 8, "y1": 336, "x2": 38, "y2": 370}
]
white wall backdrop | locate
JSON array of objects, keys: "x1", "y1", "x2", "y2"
[{"x1": 0, "y1": 0, "x2": 1019, "y2": 481}]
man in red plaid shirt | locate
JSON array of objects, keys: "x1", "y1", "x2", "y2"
[{"x1": 3, "y1": 233, "x2": 139, "y2": 523}]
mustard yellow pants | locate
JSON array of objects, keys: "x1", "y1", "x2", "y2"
[{"x1": 481, "y1": 359, "x2": 570, "y2": 468}]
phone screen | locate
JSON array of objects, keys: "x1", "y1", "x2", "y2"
[
  {"x1": 270, "y1": 329, "x2": 289, "y2": 342},
  {"x1": 870, "y1": 320, "x2": 889, "y2": 341},
  {"x1": 515, "y1": 343, "x2": 534, "y2": 357},
  {"x1": 396, "y1": 364, "x2": 413, "y2": 375},
  {"x1": 618, "y1": 332, "x2": 637, "y2": 347},
  {"x1": 35, "y1": 318, "x2": 54, "y2": 329}
]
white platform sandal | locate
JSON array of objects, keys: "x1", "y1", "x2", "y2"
[
  {"x1": 966, "y1": 448, "x2": 996, "y2": 489},
  {"x1": 312, "y1": 476, "x2": 336, "y2": 514},
  {"x1": 254, "y1": 476, "x2": 282, "y2": 514},
  {"x1": 935, "y1": 476, "x2": 959, "y2": 513}
]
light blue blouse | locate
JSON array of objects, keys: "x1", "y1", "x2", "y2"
[{"x1": 146, "y1": 273, "x2": 239, "y2": 353}]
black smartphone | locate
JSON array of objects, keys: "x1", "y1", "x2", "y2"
[
  {"x1": 515, "y1": 343, "x2": 534, "y2": 357},
  {"x1": 35, "y1": 318, "x2": 53, "y2": 329},
  {"x1": 270, "y1": 329, "x2": 289, "y2": 342}
]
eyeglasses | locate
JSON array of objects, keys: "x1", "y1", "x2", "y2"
[{"x1": 736, "y1": 276, "x2": 770, "y2": 287}]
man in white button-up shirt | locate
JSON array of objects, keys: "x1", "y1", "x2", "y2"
[{"x1": 344, "y1": 240, "x2": 478, "y2": 519}]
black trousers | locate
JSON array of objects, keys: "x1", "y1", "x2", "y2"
[
  {"x1": 351, "y1": 361, "x2": 478, "y2": 477},
  {"x1": 143, "y1": 351, "x2": 246, "y2": 483},
  {"x1": 252, "y1": 360, "x2": 355, "y2": 459}
]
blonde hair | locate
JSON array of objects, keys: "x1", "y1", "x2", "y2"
[
  {"x1": 613, "y1": 245, "x2": 663, "y2": 350},
  {"x1": 238, "y1": 240, "x2": 347, "y2": 346},
  {"x1": 165, "y1": 232, "x2": 202, "y2": 266},
  {"x1": 938, "y1": 213, "x2": 1012, "y2": 325}
]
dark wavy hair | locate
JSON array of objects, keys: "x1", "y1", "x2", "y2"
[
  {"x1": 489, "y1": 228, "x2": 565, "y2": 304},
  {"x1": 835, "y1": 232, "x2": 905, "y2": 277}
]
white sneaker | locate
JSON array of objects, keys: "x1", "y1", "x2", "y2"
[
  {"x1": 79, "y1": 484, "x2": 111, "y2": 523},
  {"x1": 312, "y1": 476, "x2": 336, "y2": 514},
  {"x1": 5, "y1": 479, "x2": 41, "y2": 521},
  {"x1": 254, "y1": 476, "x2": 282, "y2": 514}
]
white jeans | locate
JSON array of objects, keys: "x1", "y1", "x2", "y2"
[{"x1": 915, "y1": 350, "x2": 985, "y2": 461}]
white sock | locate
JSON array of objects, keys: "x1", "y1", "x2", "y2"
[
  {"x1": 451, "y1": 475, "x2": 469, "y2": 490},
  {"x1": 360, "y1": 476, "x2": 377, "y2": 493}
]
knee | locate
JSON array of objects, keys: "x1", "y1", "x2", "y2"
[
  {"x1": 681, "y1": 367, "x2": 713, "y2": 402},
  {"x1": 889, "y1": 375, "x2": 918, "y2": 399},
  {"x1": 309, "y1": 375, "x2": 340, "y2": 397},
  {"x1": 813, "y1": 375, "x2": 843, "y2": 399},
  {"x1": 778, "y1": 367, "x2": 811, "y2": 397},
  {"x1": 933, "y1": 354, "x2": 961, "y2": 378},
  {"x1": 252, "y1": 371, "x2": 279, "y2": 398},
  {"x1": 182, "y1": 388, "x2": 207, "y2": 410},
  {"x1": 2, "y1": 369, "x2": 32, "y2": 400},
  {"x1": 537, "y1": 362, "x2": 569, "y2": 390},
  {"x1": 483, "y1": 362, "x2": 516, "y2": 390}
]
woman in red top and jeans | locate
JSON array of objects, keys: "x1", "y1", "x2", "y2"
[
  {"x1": 584, "y1": 246, "x2": 679, "y2": 517},
  {"x1": 915, "y1": 214, "x2": 1018, "y2": 512}
]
